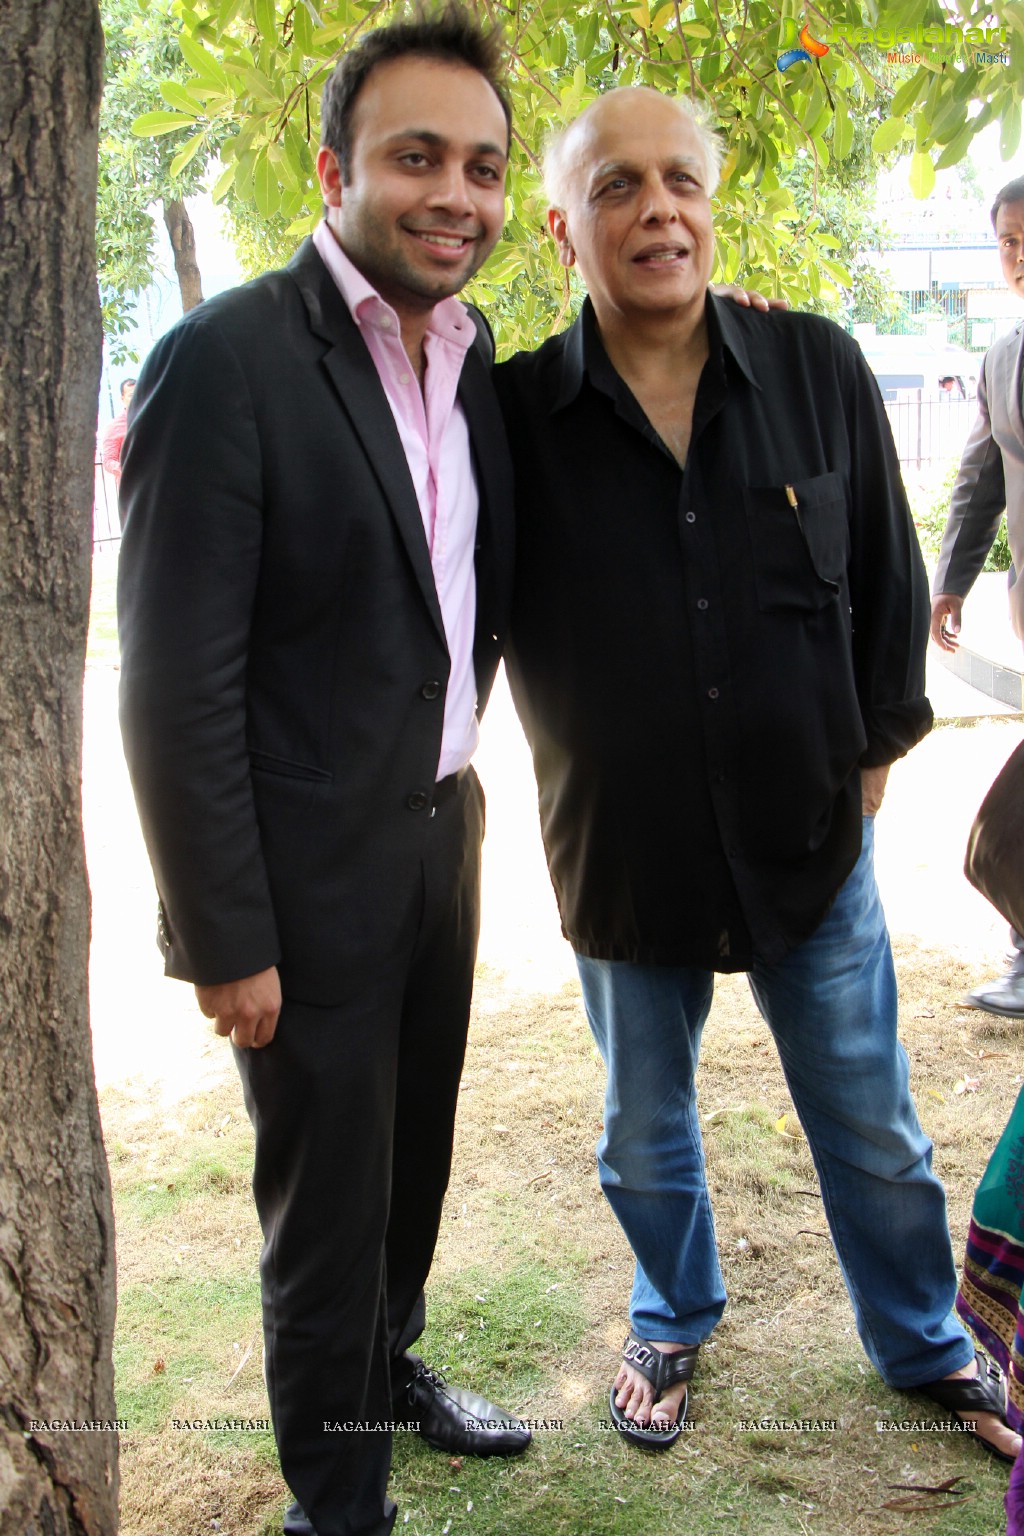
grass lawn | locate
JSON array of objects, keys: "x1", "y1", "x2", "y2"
[{"x1": 102, "y1": 958, "x2": 1018, "y2": 1536}]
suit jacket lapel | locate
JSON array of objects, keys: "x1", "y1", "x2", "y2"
[
  {"x1": 459, "y1": 341, "x2": 515, "y2": 703},
  {"x1": 288, "y1": 239, "x2": 447, "y2": 646}
]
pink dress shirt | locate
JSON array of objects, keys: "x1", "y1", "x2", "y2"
[{"x1": 312, "y1": 222, "x2": 480, "y2": 782}]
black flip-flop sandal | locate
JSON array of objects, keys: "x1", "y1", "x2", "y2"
[
  {"x1": 608, "y1": 1330, "x2": 699, "y2": 1450},
  {"x1": 916, "y1": 1352, "x2": 1016, "y2": 1464}
]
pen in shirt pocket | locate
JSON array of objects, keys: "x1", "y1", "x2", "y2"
[{"x1": 785, "y1": 483, "x2": 803, "y2": 530}]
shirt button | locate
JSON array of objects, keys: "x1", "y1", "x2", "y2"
[
  {"x1": 697, "y1": 598, "x2": 709, "y2": 611},
  {"x1": 685, "y1": 511, "x2": 696, "y2": 524},
  {"x1": 399, "y1": 372, "x2": 411, "y2": 385},
  {"x1": 421, "y1": 680, "x2": 441, "y2": 700},
  {"x1": 380, "y1": 316, "x2": 392, "y2": 329},
  {"x1": 407, "y1": 791, "x2": 428, "y2": 811},
  {"x1": 707, "y1": 687, "x2": 720, "y2": 700}
]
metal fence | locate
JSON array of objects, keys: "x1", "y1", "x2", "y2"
[
  {"x1": 93, "y1": 455, "x2": 121, "y2": 549},
  {"x1": 882, "y1": 394, "x2": 975, "y2": 472}
]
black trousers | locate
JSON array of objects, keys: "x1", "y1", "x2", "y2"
[{"x1": 233, "y1": 771, "x2": 485, "y2": 1536}]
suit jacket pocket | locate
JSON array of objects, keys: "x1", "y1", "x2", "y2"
[
  {"x1": 248, "y1": 749, "x2": 334, "y2": 783},
  {"x1": 744, "y1": 473, "x2": 848, "y2": 613}
]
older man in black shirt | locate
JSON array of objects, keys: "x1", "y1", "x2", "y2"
[{"x1": 495, "y1": 87, "x2": 1017, "y2": 1460}]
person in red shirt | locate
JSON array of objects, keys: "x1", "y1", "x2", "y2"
[{"x1": 100, "y1": 376, "x2": 135, "y2": 484}]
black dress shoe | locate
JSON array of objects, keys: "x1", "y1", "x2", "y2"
[
  {"x1": 283, "y1": 1500, "x2": 316, "y2": 1535},
  {"x1": 406, "y1": 1363, "x2": 531, "y2": 1457}
]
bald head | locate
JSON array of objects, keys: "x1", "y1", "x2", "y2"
[{"x1": 544, "y1": 88, "x2": 723, "y2": 210}]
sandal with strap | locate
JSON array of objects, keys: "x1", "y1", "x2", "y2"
[
  {"x1": 916, "y1": 1352, "x2": 1016, "y2": 1464},
  {"x1": 608, "y1": 1329, "x2": 699, "y2": 1450}
]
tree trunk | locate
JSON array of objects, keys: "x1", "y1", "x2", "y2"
[
  {"x1": 0, "y1": 2, "x2": 118, "y2": 1533},
  {"x1": 163, "y1": 198, "x2": 205, "y2": 312}
]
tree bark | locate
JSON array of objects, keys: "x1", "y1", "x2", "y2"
[
  {"x1": 0, "y1": 2, "x2": 118, "y2": 1533},
  {"x1": 162, "y1": 198, "x2": 205, "y2": 312}
]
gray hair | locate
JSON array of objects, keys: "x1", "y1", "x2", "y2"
[{"x1": 543, "y1": 89, "x2": 724, "y2": 208}]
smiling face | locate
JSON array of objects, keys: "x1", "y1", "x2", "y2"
[
  {"x1": 996, "y1": 199, "x2": 1024, "y2": 303},
  {"x1": 548, "y1": 90, "x2": 715, "y2": 330},
  {"x1": 316, "y1": 55, "x2": 507, "y2": 323}
]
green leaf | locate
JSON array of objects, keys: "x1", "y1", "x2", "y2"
[
  {"x1": 210, "y1": 160, "x2": 236, "y2": 202},
  {"x1": 820, "y1": 257, "x2": 854, "y2": 286},
  {"x1": 547, "y1": 30, "x2": 568, "y2": 67},
  {"x1": 891, "y1": 73, "x2": 926, "y2": 118},
  {"x1": 159, "y1": 81, "x2": 201, "y2": 114},
  {"x1": 1000, "y1": 106, "x2": 1022, "y2": 161},
  {"x1": 574, "y1": 13, "x2": 600, "y2": 59},
  {"x1": 908, "y1": 149, "x2": 935, "y2": 199},
  {"x1": 253, "y1": 149, "x2": 281, "y2": 218},
  {"x1": 293, "y1": 2, "x2": 313, "y2": 54},
  {"x1": 831, "y1": 100, "x2": 853, "y2": 161},
  {"x1": 934, "y1": 120, "x2": 975, "y2": 169},
  {"x1": 254, "y1": 0, "x2": 277, "y2": 45},
  {"x1": 871, "y1": 115, "x2": 907, "y2": 155},
  {"x1": 178, "y1": 31, "x2": 228, "y2": 90},
  {"x1": 132, "y1": 111, "x2": 197, "y2": 137},
  {"x1": 169, "y1": 130, "x2": 206, "y2": 178}
]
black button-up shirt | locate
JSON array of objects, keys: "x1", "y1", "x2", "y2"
[{"x1": 495, "y1": 295, "x2": 932, "y2": 971}]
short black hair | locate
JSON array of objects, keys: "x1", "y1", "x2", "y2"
[
  {"x1": 991, "y1": 177, "x2": 1024, "y2": 230},
  {"x1": 320, "y1": 1, "x2": 510, "y2": 182}
]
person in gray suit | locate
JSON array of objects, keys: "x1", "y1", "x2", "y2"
[{"x1": 932, "y1": 173, "x2": 1024, "y2": 1017}]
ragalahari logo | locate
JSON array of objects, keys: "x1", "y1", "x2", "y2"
[{"x1": 777, "y1": 17, "x2": 829, "y2": 70}]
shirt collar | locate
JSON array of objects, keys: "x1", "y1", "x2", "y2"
[
  {"x1": 312, "y1": 220, "x2": 474, "y2": 354},
  {"x1": 551, "y1": 291, "x2": 762, "y2": 412}
]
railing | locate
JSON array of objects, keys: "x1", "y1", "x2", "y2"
[
  {"x1": 882, "y1": 394, "x2": 975, "y2": 471},
  {"x1": 93, "y1": 455, "x2": 121, "y2": 550}
]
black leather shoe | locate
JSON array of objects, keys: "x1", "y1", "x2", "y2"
[
  {"x1": 962, "y1": 971, "x2": 1024, "y2": 1019},
  {"x1": 406, "y1": 1363, "x2": 531, "y2": 1457}
]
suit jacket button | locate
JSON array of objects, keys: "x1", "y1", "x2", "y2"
[
  {"x1": 407, "y1": 791, "x2": 428, "y2": 811},
  {"x1": 421, "y1": 680, "x2": 441, "y2": 700}
]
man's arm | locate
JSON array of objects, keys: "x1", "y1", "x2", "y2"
[
  {"x1": 930, "y1": 352, "x2": 1007, "y2": 648},
  {"x1": 118, "y1": 312, "x2": 282, "y2": 1000},
  {"x1": 842, "y1": 336, "x2": 934, "y2": 807}
]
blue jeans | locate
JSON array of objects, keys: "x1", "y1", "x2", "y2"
[{"x1": 576, "y1": 818, "x2": 973, "y2": 1388}]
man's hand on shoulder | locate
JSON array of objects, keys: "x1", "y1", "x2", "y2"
[
  {"x1": 711, "y1": 283, "x2": 789, "y2": 312},
  {"x1": 196, "y1": 966, "x2": 282, "y2": 1049},
  {"x1": 930, "y1": 593, "x2": 963, "y2": 652}
]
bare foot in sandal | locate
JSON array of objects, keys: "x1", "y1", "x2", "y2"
[
  {"x1": 609, "y1": 1332, "x2": 699, "y2": 1446},
  {"x1": 941, "y1": 1359, "x2": 1021, "y2": 1461}
]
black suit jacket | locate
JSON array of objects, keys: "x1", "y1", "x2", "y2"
[{"x1": 118, "y1": 238, "x2": 514, "y2": 1004}]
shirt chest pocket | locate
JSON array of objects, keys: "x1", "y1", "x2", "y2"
[{"x1": 743, "y1": 473, "x2": 849, "y2": 613}]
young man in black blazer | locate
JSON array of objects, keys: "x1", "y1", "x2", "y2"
[{"x1": 118, "y1": 11, "x2": 522, "y2": 1534}]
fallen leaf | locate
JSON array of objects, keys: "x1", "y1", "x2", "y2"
[{"x1": 152, "y1": 1358, "x2": 165, "y2": 1374}]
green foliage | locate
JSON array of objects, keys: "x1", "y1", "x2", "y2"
[
  {"x1": 122, "y1": 0, "x2": 1023, "y2": 356},
  {"x1": 99, "y1": 0, "x2": 223, "y2": 359}
]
